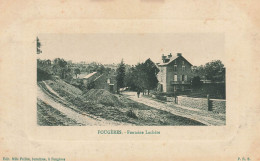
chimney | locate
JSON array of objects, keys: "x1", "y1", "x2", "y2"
[
  {"x1": 162, "y1": 54, "x2": 167, "y2": 62},
  {"x1": 177, "y1": 53, "x2": 182, "y2": 57},
  {"x1": 168, "y1": 53, "x2": 172, "y2": 58}
]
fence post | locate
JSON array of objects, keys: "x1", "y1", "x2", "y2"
[
  {"x1": 207, "y1": 94, "x2": 211, "y2": 111},
  {"x1": 174, "y1": 91, "x2": 177, "y2": 104}
]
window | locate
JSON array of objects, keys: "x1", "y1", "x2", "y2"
[
  {"x1": 182, "y1": 65, "x2": 186, "y2": 71},
  {"x1": 174, "y1": 75, "x2": 177, "y2": 81},
  {"x1": 174, "y1": 65, "x2": 177, "y2": 71},
  {"x1": 182, "y1": 75, "x2": 185, "y2": 81},
  {"x1": 184, "y1": 75, "x2": 187, "y2": 81},
  {"x1": 182, "y1": 61, "x2": 184, "y2": 65},
  {"x1": 107, "y1": 78, "x2": 110, "y2": 84}
]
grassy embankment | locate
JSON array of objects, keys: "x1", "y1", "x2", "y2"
[{"x1": 38, "y1": 78, "x2": 205, "y2": 126}]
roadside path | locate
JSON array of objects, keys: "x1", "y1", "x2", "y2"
[{"x1": 123, "y1": 92, "x2": 225, "y2": 126}]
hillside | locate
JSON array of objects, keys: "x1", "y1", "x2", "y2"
[{"x1": 37, "y1": 78, "x2": 204, "y2": 126}]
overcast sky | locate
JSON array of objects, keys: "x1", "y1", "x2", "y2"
[{"x1": 37, "y1": 33, "x2": 225, "y2": 66}]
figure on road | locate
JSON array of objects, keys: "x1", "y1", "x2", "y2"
[{"x1": 137, "y1": 90, "x2": 140, "y2": 98}]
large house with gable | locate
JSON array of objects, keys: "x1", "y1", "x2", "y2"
[{"x1": 157, "y1": 53, "x2": 193, "y2": 93}]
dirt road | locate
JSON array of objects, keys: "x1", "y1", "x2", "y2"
[{"x1": 123, "y1": 91, "x2": 225, "y2": 126}]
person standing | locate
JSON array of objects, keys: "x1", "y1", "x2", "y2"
[{"x1": 137, "y1": 90, "x2": 140, "y2": 98}]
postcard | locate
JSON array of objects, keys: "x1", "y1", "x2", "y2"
[{"x1": 0, "y1": 0, "x2": 259, "y2": 161}]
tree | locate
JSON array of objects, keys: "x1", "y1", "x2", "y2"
[
  {"x1": 125, "y1": 66, "x2": 138, "y2": 90},
  {"x1": 36, "y1": 37, "x2": 42, "y2": 54},
  {"x1": 204, "y1": 60, "x2": 225, "y2": 82},
  {"x1": 131, "y1": 59, "x2": 159, "y2": 95},
  {"x1": 37, "y1": 59, "x2": 52, "y2": 74},
  {"x1": 191, "y1": 76, "x2": 202, "y2": 88},
  {"x1": 192, "y1": 65, "x2": 205, "y2": 78},
  {"x1": 58, "y1": 59, "x2": 67, "y2": 79},
  {"x1": 74, "y1": 68, "x2": 81, "y2": 78},
  {"x1": 46, "y1": 59, "x2": 51, "y2": 65},
  {"x1": 192, "y1": 60, "x2": 225, "y2": 82},
  {"x1": 116, "y1": 59, "x2": 126, "y2": 93},
  {"x1": 140, "y1": 59, "x2": 159, "y2": 95},
  {"x1": 134, "y1": 63, "x2": 146, "y2": 91},
  {"x1": 97, "y1": 65, "x2": 106, "y2": 74},
  {"x1": 53, "y1": 58, "x2": 70, "y2": 79}
]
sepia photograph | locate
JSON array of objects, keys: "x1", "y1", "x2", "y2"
[
  {"x1": 2, "y1": 0, "x2": 260, "y2": 160},
  {"x1": 37, "y1": 34, "x2": 226, "y2": 126}
]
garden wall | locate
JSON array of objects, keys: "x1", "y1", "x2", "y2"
[
  {"x1": 211, "y1": 99, "x2": 226, "y2": 114},
  {"x1": 177, "y1": 96, "x2": 208, "y2": 110},
  {"x1": 177, "y1": 96, "x2": 226, "y2": 114}
]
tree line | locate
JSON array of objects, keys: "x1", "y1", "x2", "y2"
[
  {"x1": 191, "y1": 60, "x2": 225, "y2": 87},
  {"x1": 116, "y1": 58, "x2": 159, "y2": 95},
  {"x1": 37, "y1": 58, "x2": 113, "y2": 82},
  {"x1": 38, "y1": 57, "x2": 225, "y2": 94}
]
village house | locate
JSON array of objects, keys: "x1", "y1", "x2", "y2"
[
  {"x1": 79, "y1": 71, "x2": 117, "y2": 93},
  {"x1": 92, "y1": 73, "x2": 117, "y2": 93},
  {"x1": 157, "y1": 53, "x2": 193, "y2": 93},
  {"x1": 81, "y1": 72, "x2": 99, "y2": 85}
]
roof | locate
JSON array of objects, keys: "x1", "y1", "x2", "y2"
[
  {"x1": 157, "y1": 55, "x2": 192, "y2": 66},
  {"x1": 93, "y1": 74, "x2": 103, "y2": 81},
  {"x1": 83, "y1": 72, "x2": 97, "y2": 79}
]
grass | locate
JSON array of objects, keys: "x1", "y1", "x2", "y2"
[
  {"x1": 38, "y1": 79, "x2": 205, "y2": 126},
  {"x1": 37, "y1": 99, "x2": 82, "y2": 126}
]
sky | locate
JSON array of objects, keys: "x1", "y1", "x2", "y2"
[{"x1": 37, "y1": 33, "x2": 225, "y2": 66}]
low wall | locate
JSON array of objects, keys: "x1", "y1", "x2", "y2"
[
  {"x1": 177, "y1": 96, "x2": 208, "y2": 111},
  {"x1": 177, "y1": 96, "x2": 226, "y2": 114},
  {"x1": 211, "y1": 99, "x2": 226, "y2": 114},
  {"x1": 166, "y1": 97, "x2": 174, "y2": 102}
]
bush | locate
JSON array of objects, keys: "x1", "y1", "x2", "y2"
[
  {"x1": 37, "y1": 68, "x2": 52, "y2": 81},
  {"x1": 126, "y1": 109, "x2": 138, "y2": 119}
]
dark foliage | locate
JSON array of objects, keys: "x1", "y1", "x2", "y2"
[
  {"x1": 36, "y1": 37, "x2": 42, "y2": 54},
  {"x1": 37, "y1": 68, "x2": 52, "y2": 81},
  {"x1": 191, "y1": 76, "x2": 202, "y2": 88},
  {"x1": 74, "y1": 68, "x2": 80, "y2": 78},
  {"x1": 192, "y1": 60, "x2": 225, "y2": 82},
  {"x1": 116, "y1": 59, "x2": 126, "y2": 92},
  {"x1": 125, "y1": 58, "x2": 159, "y2": 94}
]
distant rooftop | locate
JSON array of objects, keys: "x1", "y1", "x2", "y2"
[
  {"x1": 83, "y1": 72, "x2": 97, "y2": 79},
  {"x1": 157, "y1": 53, "x2": 192, "y2": 66}
]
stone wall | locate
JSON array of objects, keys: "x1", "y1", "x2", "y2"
[
  {"x1": 177, "y1": 96, "x2": 226, "y2": 114},
  {"x1": 211, "y1": 99, "x2": 226, "y2": 114},
  {"x1": 166, "y1": 97, "x2": 174, "y2": 102},
  {"x1": 177, "y1": 96, "x2": 208, "y2": 110}
]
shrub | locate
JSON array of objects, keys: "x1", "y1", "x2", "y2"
[
  {"x1": 126, "y1": 109, "x2": 138, "y2": 119},
  {"x1": 37, "y1": 68, "x2": 52, "y2": 81}
]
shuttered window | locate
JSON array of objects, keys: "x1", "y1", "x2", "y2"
[
  {"x1": 184, "y1": 75, "x2": 187, "y2": 81},
  {"x1": 182, "y1": 75, "x2": 185, "y2": 81},
  {"x1": 174, "y1": 75, "x2": 177, "y2": 81},
  {"x1": 182, "y1": 65, "x2": 186, "y2": 71},
  {"x1": 174, "y1": 65, "x2": 177, "y2": 71}
]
